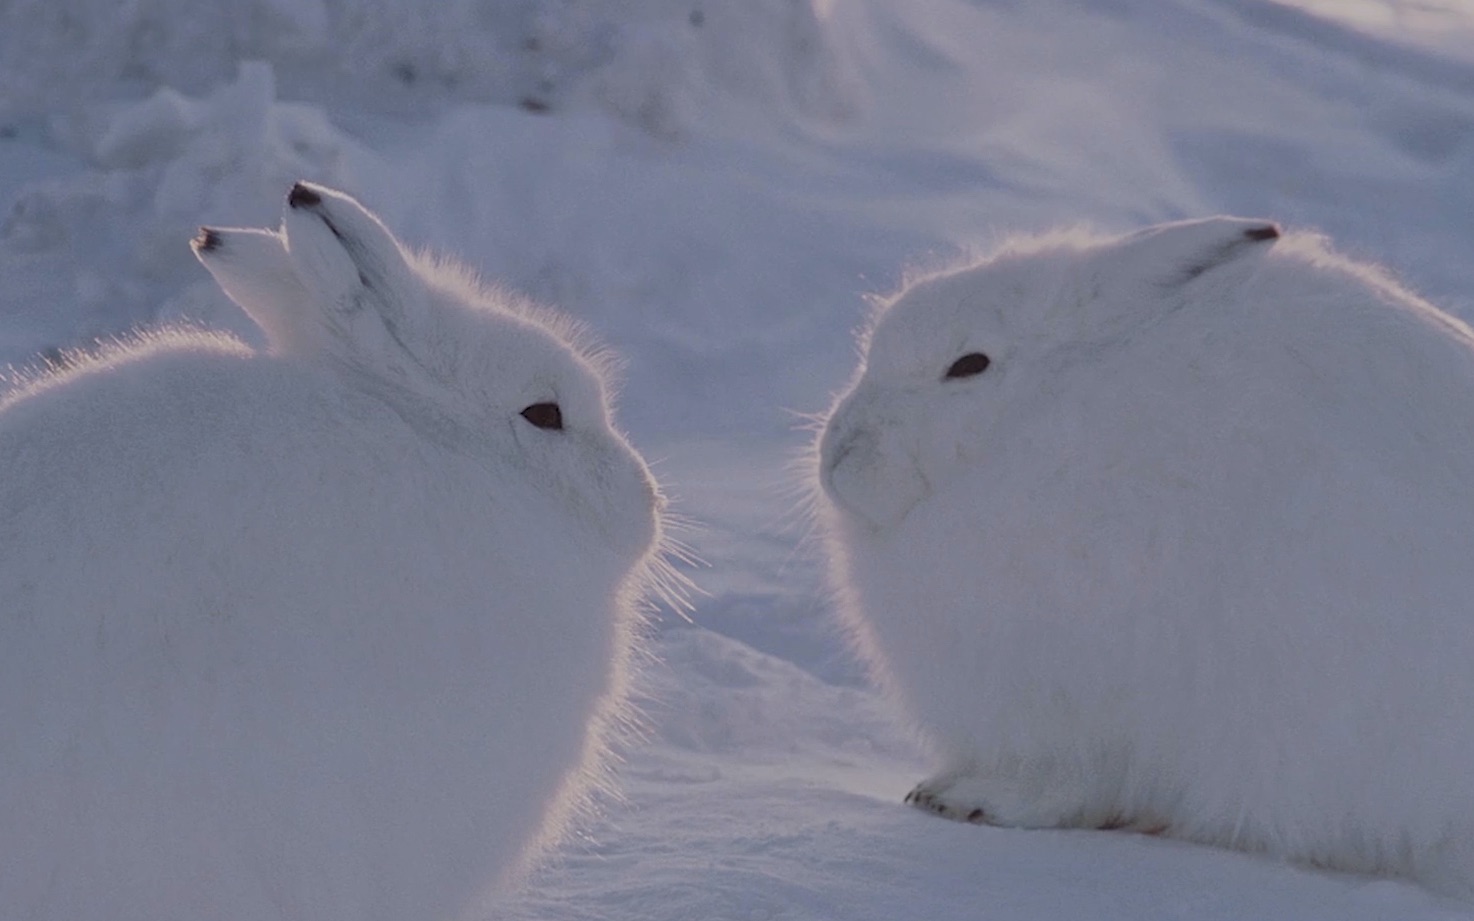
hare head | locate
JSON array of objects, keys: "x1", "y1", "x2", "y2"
[
  {"x1": 819, "y1": 217, "x2": 1280, "y2": 533},
  {"x1": 194, "y1": 182, "x2": 663, "y2": 562}
]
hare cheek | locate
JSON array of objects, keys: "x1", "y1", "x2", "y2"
[
  {"x1": 821, "y1": 426, "x2": 928, "y2": 532},
  {"x1": 605, "y1": 453, "x2": 662, "y2": 563},
  {"x1": 552, "y1": 439, "x2": 662, "y2": 565}
]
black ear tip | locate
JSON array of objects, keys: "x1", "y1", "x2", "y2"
[
  {"x1": 1243, "y1": 223, "x2": 1280, "y2": 243},
  {"x1": 287, "y1": 182, "x2": 322, "y2": 210},
  {"x1": 192, "y1": 227, "x2": 221, "y2": 253}
]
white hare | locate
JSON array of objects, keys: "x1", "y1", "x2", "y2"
[
  {"x1": 0, "y1": 182, "x2": 671, "y2": 921},
  {"x1": 817, "y1": 217, "x2": 1474, "y2": 895}
]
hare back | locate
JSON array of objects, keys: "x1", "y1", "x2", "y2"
[{"x1": 0, "y1": 334, "x2": 633, "y2": 920}]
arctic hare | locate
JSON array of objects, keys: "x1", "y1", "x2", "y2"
[
  {"x1": 817, "y1": 217, "x2": 1474, "y2": 895},
  {"x1": 0, "y1": 182, "x2": 671, "y2": 921}
]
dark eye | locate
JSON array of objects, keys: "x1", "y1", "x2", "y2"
[
  {"x1": 944, "y1": 352, "x2": 991, "y2": 380},
  {"x1": 520, "y1": 402, "x2": 563, "y2": 431}
]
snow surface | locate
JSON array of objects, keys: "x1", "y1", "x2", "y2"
[
  {"x1": 1268, "y1": 0, "x2": 1474, "y2": 62},
  {"x1": 3, "y1": 0, "x2": 1474, "y2": 917}
]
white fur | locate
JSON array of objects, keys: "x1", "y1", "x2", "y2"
[
  {"x1": 0, "y1": 183, "x2": 669, "y2": 921},
  {"x1": 817, "y1": 217, "x2": 1474, "y2": 895}
]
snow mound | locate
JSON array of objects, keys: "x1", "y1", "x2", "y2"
[
  {"x1": 0, "y1": 62, "x2": 362, "y2": 364},
  {"x1": 0, "y1": 0, "x2": 857, "y2": 136},
  {"x1": 1270, "y1": 0, "x2": 1474, "y2": 65}
]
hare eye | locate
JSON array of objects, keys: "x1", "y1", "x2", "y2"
[
  {"x1": 944, "y1": 352, "x2": 991, "y2": 380},
  {"x1": 520, "y1": 402, "x2": 564, "y2": 431}
]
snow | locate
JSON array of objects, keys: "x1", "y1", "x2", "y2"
[
  {"x1": 2, "y1": 0, "x2": 1474, "y2": 917},
  {"x1": 1266, "y1": 0, "x2": 1474, "y2": 63}
]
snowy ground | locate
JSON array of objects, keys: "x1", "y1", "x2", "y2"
[{"x1": 4, "y1": 0, "x2": 1474, "y2": 917}]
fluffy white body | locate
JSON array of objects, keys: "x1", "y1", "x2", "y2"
[
  {"x1": 817, "y1": 217, "x2": 1474, "y2": 895},
  {"x1": 0, "y1": 183, "x2": 667, "y2": 921}
]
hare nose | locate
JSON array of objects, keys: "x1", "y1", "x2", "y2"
[{"x1": 821, "y1": 394, "x2": 871, "y2": 471}]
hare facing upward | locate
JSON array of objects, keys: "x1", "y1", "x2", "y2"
[
  {"x1": 817, "y1": 216, "x2": 1474, "y2": 896},
  {"x1": 0, "y1": 183, "x2": 674, "y2": 921}
]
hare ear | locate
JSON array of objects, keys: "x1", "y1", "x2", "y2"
[
  {"x1": 1059, "y1": 218, "x2": 1280, "y2": 344},
  {"x1": 279, "y1": 182, "x2": 422, "y2": 339},
  {"x1": 191, "y1": 226, "x2": 311, "y2": 351},
  {"x1": 1120, "y1": 216, "x2": 1280, "y2": 286}
]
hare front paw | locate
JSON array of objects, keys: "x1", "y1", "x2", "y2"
[
  {"x1": 904, "y1": 771, "x2": 1074, "y2": 828},
  {"x1": 904, "y1": 769, "x2": 1161, "y2": 832},
  {"x1": 905, "y1": 779, "x2": 994, "y2": 824}
]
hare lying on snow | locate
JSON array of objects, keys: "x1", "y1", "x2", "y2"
[
  {"x1": 0, "y1": 182, "x2": 677, "y2": 921},
  {"x1": 818, "y1": 217, "x2": 1474, "y2": 896}
]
